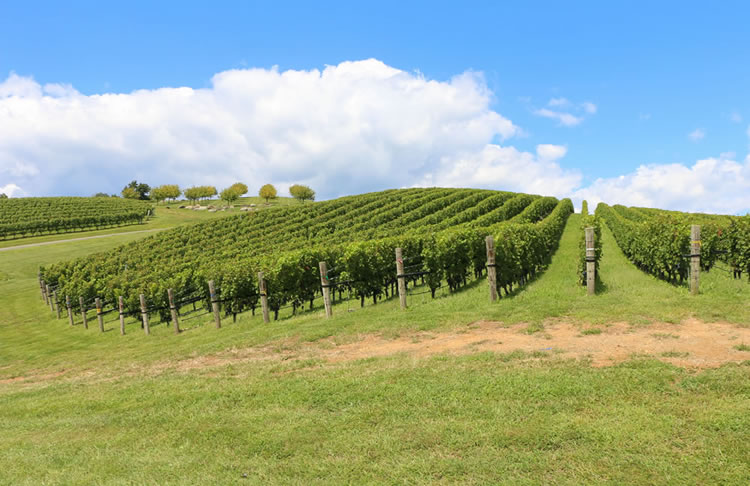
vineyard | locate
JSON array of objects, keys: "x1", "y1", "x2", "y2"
[
  {"x1": 0, "y1": 197, "x2": 151, "y2": 240},
  {"x1": 597, "y1": 203, "x2": 750, "y2": 284},
  {"x1": 40, "y1": 188, "x2": 573, "y2": 328}
]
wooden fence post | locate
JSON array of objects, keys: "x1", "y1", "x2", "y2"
[
  {"x1": 208, "y1": 280, "x2": 221, "y2": 329},
  {"x1": 66, "y1": 295, "x2": 74, "y2": 326},
  {"x1": 39, "y1": 273, "x2": 45, "y2": 301},
  {"x1": 485, "y1": 236, "x2": 498, "y2": 302},
  {"x1": 41, "y1": 279, "x2": 48, "y2": 304},
  {"x1": 118, "y1": 296, "x2": 125, "y2": 335},
  {"x1": 395, "y1": 248, "x2": 407, "y2": 310},
  {"x1": 139, "y1": 294, "x2": 150, "y2": 335},
  {"x1": 79, "y1": 296, "x2": 88, "y2": 329},
  {"x1": 53, "y1": 290, "x2": 62, "y2": 319},
  {"x1": 96, "y1": 297, "x2": 104, "y2": 332},
  {"x1": 46, "y1": 285, "x2": 54, "y2": 312},
  {"x1": 258, "y1": 272, "x2": 270, "y2": 324},
  {"x1": 691, "y1": 225, "x2": 701, "y2": 295},
  {"x1": 319, "y1": 261, "x2": 333, "y2": 318},
  {"x1": 168, "y1": 289, "x2": 180, "y2": 334},
  {"x1": 585, "y1": 227, "x2": 596, "y2": 296}
]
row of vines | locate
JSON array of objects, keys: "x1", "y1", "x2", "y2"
[
  {"x1": 41, "y1": 188, "x2": 573, "y2": 324},
  {"x1": 597, "y1": 203, "x2": 750, "y2": 283},
  {"x1": 0, "y1": 197, "x2": 151, "y2": 239}
]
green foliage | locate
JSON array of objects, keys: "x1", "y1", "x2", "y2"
[
  {"x1": 122, "y1": 180, "x2": 150, "y2": 200},
  {"x1": 219, "y1": 187, "x2": 240, "y2": 204},
  {"x1": 0, "y1": 197, "x2": 151, "y2": 240},
  {"x1": 259, "y1": 183, "x2": 277, "y2": 202},
  {"x1": 228, "y1": 182, "x2": 248, "y2": 196},
  {"x1": 151, "y1": 184, "x2": 181, "y2": 203},
  {"x1": 289, "y1": 184, "x2": 316, "y2": 203},
  {"x1": 40, "y1": 189, "x2": 572, "y2": 319},
  {"x1": 184, "y1": 185, "x2": 217, "y2": 203}
]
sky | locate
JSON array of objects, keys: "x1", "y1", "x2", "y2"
[{"x1": 1, "y1": 1, "x2": 749, "y2": 214}]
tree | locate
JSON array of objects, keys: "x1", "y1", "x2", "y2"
[
  {"x1": 1, "y1": 193, "x2": 9, "y2": 199},
  {"x1": 122, "y1": 180, "x2": 150, "y2": 200},
  {"x1": 229, "y1": 182, "x2": 248, "y2": 196},
  {"x1": 151, "y1": 184, "x2": 181, "y2": 204},
  {"x1": 184, "y1": 185, "x2": 217, "y2": 203},
  {"x1": 93, "y1": 192, "x2": 109, "y2": 198},
  {"x1": 289, "y1": 184, "x2": 315, "y2": 203},
  {"x1": 259, "y1": 184, "x2": 277, "y2": 203},
  {"x1": 121, "y1": 187, "x2": 139, "y2": 199},
  {"x1": 220, "y1": 187, "x2": 240, "y2": 204}
]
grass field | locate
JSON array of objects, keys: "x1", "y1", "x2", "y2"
[{"x1": 1, "y1": 213, "x2": 749, "y2": 484}]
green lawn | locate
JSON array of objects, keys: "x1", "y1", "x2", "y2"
[{"x1": 1, "y1": 213, "x2": 748, "y2": 484}]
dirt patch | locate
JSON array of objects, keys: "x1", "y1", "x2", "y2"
[
  {"x1": 0, "y1": 369, "x2": 67, "y2": 385},
  {"x1": 315, "y1": 319, "x2": 750, "y2": 369}
]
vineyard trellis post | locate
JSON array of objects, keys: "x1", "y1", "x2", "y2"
[
  {"x1": 66, "y1": 295, "x2": 74, "y2": 326},
  {"x1": 167, "y1": 289, "x2": 180, "y2": 333},
  {"x1": 139, "y1": 294, "x2": 150, "y2": 335},
  {"x1": 485, "y1": 235, "x2": 498, "y2": 302},
  {"x1": 41, "y1": 279, "x2": 48, "y2": 304},
  {"x1": 585, "y1": 227, "x2": 596, "y2": 296},
  {"x1": 395, "y1": 248, "x2": 407, "y2": 310},
  {"x1": 46, "y1": 285, "x2": 54, "y2": 312},
  {"x1": 690, "y1": 225, "x2": 700, "y2": 295},
  {"x1": 258, "y1": 271, "x2": 270, "y2": 324},
  {"x1": 53, "y1": 290, "x2": 61, "y2": 319},
  {"x1": 38, "y1": 273, "x2": 45, "y2": 301},
  {"x1": 118, "y1": 296, "x2": 125, "y2": 335},
  {"x1": 79, "y1": 296, "x2": 88, "y2": 329},
  {"x1": 319, "y1": 261, "x2": 332, "y2": 318},
  {"x1": 208, "y1": 280, "x2": 221, "y2": 328},
  {"x1": 96, "y1": 297, "x2": 104, "y2": 332}
]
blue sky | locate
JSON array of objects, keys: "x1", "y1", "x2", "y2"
[{"x1": 1, "y1": 1, "x2": 749, "y2": 213}]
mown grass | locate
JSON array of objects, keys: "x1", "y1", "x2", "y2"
[{"x1": 1, "y1": 213, "x2": 749, "y2": 484}]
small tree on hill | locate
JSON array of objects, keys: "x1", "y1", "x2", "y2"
[
  {"x1": 122, "y1": 180, "x2": 151, "y2": 200},
  {"x1": 259, "y1": 184, "x2": 277, "y2": 203},
  {"x1": 151, "y1": 184, "x2": 182, "y2": 204},
  {"x1": 289, "y1": 184, "x2": 315, "y2": 203},
  {"x1": 220, "y1": 187, "x2": 240, "y2": 205},
  {"x1": 121, "y1": 186, "x2": 139, "y2": 199},
  {"x1": 0, "y1": 193, "x2": 8, "y2": 199},
  {"x1": 229, "y1": 182, "x2": 248, "y2": 196}
]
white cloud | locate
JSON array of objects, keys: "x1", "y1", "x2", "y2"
[
  {"x1": 416, "y1": 144, "x2": 581, "y2": 198},
  {"x1": 689, "y1": 128, "x2": 705, "y2": 141},
  {"x1": 533, "y1": 108, "x2": 584, "y2": 127},
  {"x1": 0, "y1": 183, "x2": 25, "y2": 197},
  {"x1": 548, "y1": 97, "x2": 570, "y2": 107},
  {"x1": 582, "y1": 102, "x2": 597, "y2": 114},
  {"x1": 536, "y1": 144, "x2": 567, "y2": 161},
  {"x1": 0, "y1": 60, "x2": 523, "y2": 198},
  {"x1": 730, "y1": 112, "x2": 742, "y2": 123},
  {"x1": 573, "y1": 153, "x2": 750, "y2": 215}
]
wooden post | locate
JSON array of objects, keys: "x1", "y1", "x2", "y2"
[
  {"x1": 46, "y1": 285, "x2": 54, "y2": 312},
  {"x1": 95, "y1": 297, "x2": 104, "y2": 332},
  {"x1": 66, "y1": 295, "x2": 74, "y2": 326},
  {"x1": 168, "y1": 289, "x2": 180, "y2": 334},
  {"x1": 139, "y1": 294, "x2": 150, "y2": 335},
  {"x1": 258, "y1": 272, "x2": 270, "y2": 324},
  {"x1": 395, "y1": 248, "x2": 407, "y2": 310},
  {"x1": 691, "y1": 225, "x2": 700, "y2": 296},
  {"x1": 319, "y1": 262, "x2": 332, "y2": 318},
  {"x1": 39, "y1": 273, "x2": 45, "y2": 301},
  {"x1": 41, "y1": 279, "x2": 48, "y2": 304},
  {"x1": 118, "y1": 296, "x2": 125, "y2": 335},
  {"x1": 53, "y1": 290, "x2": 62, "y2": 319},
  {"x1": 485, "y1": 236, "x2": 498, "y2": 302},
  {"x1": 585, "y1": 227, "x2": 596, "y2": 296},
  {"x1": 79, "y1": 296, "x2": 88, "y2": 329},
  {"x1": 208, "y1": 280, "x2": 221, "y2": 328}
]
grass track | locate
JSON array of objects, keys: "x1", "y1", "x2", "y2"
[{"x1": 1, "y1": 213, "x2": 749, "y2": 484}]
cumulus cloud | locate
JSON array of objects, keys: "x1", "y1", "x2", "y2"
[
  {"x1": 573, "y1": 153, "x2": 750, "y2": 215},
  {"x1": 0, "y1": 183, "x2": 25, "y2": 197},
  {"x1": 0, "y1": 60, "x2": 528, "y2": 199},
  {"x1": 548, "y1": 97, "x2": 570, "y2": 107},
  {"x1": 415, "y1": 144, "x2": 581, "y2": 197},
  {"x1": 581, "y1": 101, "x2": 597, "y2": 114},
  {"x1": 689, "y1": 128, "x2": 705, "y2": 141},
  {"x1": 730, "y1": 111, "x2": 742, "y2": 123}
]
